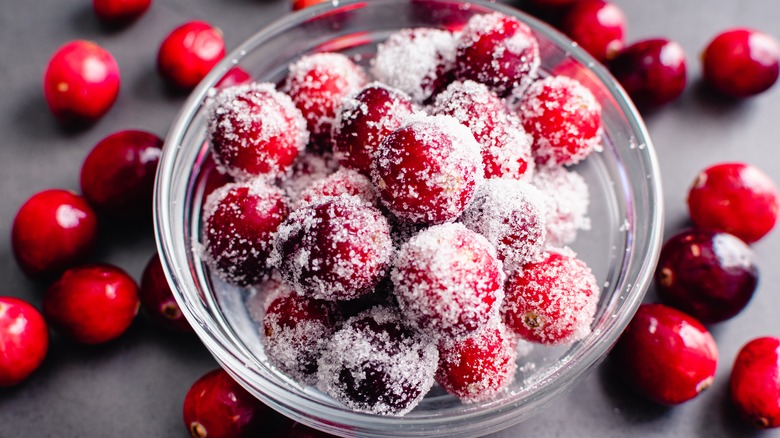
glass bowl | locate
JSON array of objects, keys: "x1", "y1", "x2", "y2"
[{"x1": 154, "y1": 0, "x2": 664, "y2": 436}]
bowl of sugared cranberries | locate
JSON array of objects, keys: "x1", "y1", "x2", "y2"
[{"x1": 154, "y1": 0, "x2": 663, "y2": 436}]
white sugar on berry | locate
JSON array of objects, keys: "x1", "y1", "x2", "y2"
[
  {"x1": 279, "y1": 151, "x2": 338, "y2": 201},
  {"x1": 294, "y1": 167, "x2": 378, "y2": 210},
  {"x1": 532, "y1": 166, "x2": 590, "y2": 246}
]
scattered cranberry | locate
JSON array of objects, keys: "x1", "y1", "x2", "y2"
[
  {"x1": 560, "y1": 0, "x2": 626, "y2": 63},
  {"x1": 157, "y1": 21, "x2": 226, "y2": 90},
  {"x1": 612, "y1": 303, "x2": 718, "y2": 405},
  {"x1": 140, "y1": 253, "x2": 192, "y2": 333},
  {"x1": 43, "y1": 264, "x2": 139, "y2": 344},
  {"x1": 730, "y1": 337, "x2": 780, "y2": 429},
  {"x1": 687, "y1": 162, "x2": 779, "y2": 244},
  {"x1": 294, "y1": 168, "x2": 377, "y2": 210},
  {"x1": 92, "y1": 0, "x2": 151, "y2": 25},
  {"x1": 609, "y1": 38, "x2": 687, "y2": 108},
  {"x1": 702, "y1": 28, "x2": 780, "y2": 98},
  {"x1": 0, "y1": 297, "x2": 48, "y2": 387},
  {"x1": 43, "y1": 40, "x2": 120, "y2": 126},
  {"x1": 215, "y1": 67, "x2": 252, "y2": 88},
  {"x1": 12, "y1": 189, "x2": 98, "y2": 278}
]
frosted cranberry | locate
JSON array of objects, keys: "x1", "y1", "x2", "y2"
[
  {"x1": 532, "y1": 166, "x2": 590, "y2": 246},
  {"x1": 157, "y1": 21, "x2": 226, "y2": 90},
  {"x1": 612, "y1": 303, "x2": 718, "y2": 405},
  {"x1": 502, "y1": 248, "x2": 599, "y2": 345},
  {"x1": 215, "y1": 67, "x2": 252, "y2": 88},
  {"x1": 316, "y1": 306, "x2": 438, "y2": 415},
  {"x1": 687, "y1": 162, "x2": 779, "y2": 244},
  {"x1": 656, "y1": 229, "x2": 758, "y2": 324},
  {"x1": 272, "y1": 196, "x2": 392, "y2": 301},
  {"x1": 392, "y1": 223, "x2": 504, "y2": 339},
  {"x1": 203, "y1": 180, "x2": 290, "y2": 286},
  {"x1": 371, "y1": 114, "x2": 483, "y2": 225},
  {"x1": 12, "y1": 189, "x2": 98, "y2": 278},
  {"x1": 702, "y1": 28, "x2": 779, "y2": 98},
  {"x1": 43, "y1": 264, "x2": 139, "y2": 344},
  {"x1": 560, "y1": 0, "x2": 626, "y2": 62},
  {"x1": 208, "y1": 82, "x2": 308, "y2": 181},
  {"x1": 140, "y1": 253, "x2": 192, "y2": 333},
  {"x1": 183, "y1": 368, "x2": 270, "y2": 438},
  {"x1": 43, "y1": 40, "x2": 120, "y2": 126},
  {"x1": 92, "y1": 0, "x2": 151, "y2": 25},
  {"x1": 294, "y1": 168, "x2": 377, "y2": 210},
  {"x1": 279, "y1": 151, "x2": 338, "y2": 201},
  {"x1": 0, "y1": 297, "x2": 48, "y2": 387},
  {"x1": 455, "y1": 12, "x2": 540, "y2": 97},
  {"x1": 519, "y1": 75, "x2": 602, "y2": 167},
  {"x1": 731, "y1": 337, "x2": 780, "y2": 429},
  {"x1": 609, "y1": 38, "x2": 687, "y2": 108},
  {"x1": 80, "y1": 130, "x2": 162, "y2": 218},
  {"x1": 332, "y1": 83, "x2": 414, "y2": 174}
]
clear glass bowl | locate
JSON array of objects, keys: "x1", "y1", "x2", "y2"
[{"x1": 154, "y1": 1, "x2": 664, "y2": 436}]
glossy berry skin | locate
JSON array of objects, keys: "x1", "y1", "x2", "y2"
[
  {"x1": 291, "y1": 0, "x2": 328, "y2": 10},
  {"x1": 215, "y1": 67, "x2": 252, "y2": 88},
  {"x1": 612, "y1": 304, "x2": 718, "y2": 405},
  {"x1": 560, "y1": 0, "x2": 626, "y2": 63},
  {"x1": 43, "y1": 264, "x2": 139, "y2": 345},
  {"x1": 12, "y1": 189, "x2": 98, "y2": 278},
  {"x1": 702, "y1": 28, "x2": 780, "y2": 98},
  {"x1": 93, "y1": 0, "x2": 151, "y2": 25},
  {"x1": 687, "y1": 162, "x2": 779, "y2": 244},
  {"x1": 140, "y1": 253, "x2": 192, "y2": 333},
  {"x1": 157, "y1": 21, "x2": 226, "y2": 90},
  {"x1": 655, "y1": 229, "x2": 758, "y2": 324},
  {"x1": 609, "y1": 38, "x2": 687, "y2": 108},
  {"x1": 730, "y1": 337, "x2": 780, "y2": 429},
  {"x1": 0, "y1": 297, "x2": 48, "y2": 387},
  {"x1": 80, "y1": 130, "x2": 163, "y2": 219},
  {"x1": 43, "y1": 40, "x2": 120, "y2": 126},
  {"x1": 183, "y1": 368, "x2": 270, "y2": 438}
]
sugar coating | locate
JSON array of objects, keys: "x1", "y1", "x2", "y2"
[
  {"x1": 532, "y1": 166, "x2": 591, "y2": 247},
  {"x1": 279, "y1": 151, "x2": 339, "y2": 201},
  {"x1": 294, "y1": 167, "x2": 378, "y2": 210}
]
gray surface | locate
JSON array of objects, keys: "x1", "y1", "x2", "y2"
[{"x1": 1, "y1": 0, "x2": 779, "y2": 436}]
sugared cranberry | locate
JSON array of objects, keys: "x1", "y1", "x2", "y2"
[
  {"x1": 80, "y1": 130, "x2": 163, "y2": 219},
  {"x1": 371, "y1": 114, "x2": 483, "y2": 225},
  {"x1": 12, "y1": 189, "x2": 98, "y2": 278},
  {"x1": 702, "y1": 28, "x2": 780, "y2": 99},
  {"x1": 655, "y1": 229, "x2": 758, "y2": 324},
  {"x1": 43, "y1": 264, "x2": 139, "y2": 344},
  {"x1": 687, "y1": 162, "x2": 779, "y2": 244},
  {"x1": 92, "y1": 0, "x2": 151, "y2": 25},
  {"x1": 183, "y1": 368, "x2": 270, "y2": 438},
  {"x1": 208, "y1": 82, "x2": 308, "y2": 180},
  {"x1": 560, "y1": 0, "x2": 626, "y2": 63},
  {"x1": 279, "y1": 151, "x2": 338, "y2": 201},
  {"x1": 392, "y1": 223, "x2": 504, "y2": 339},
  {"x1": 157, "y1": 21, "x2": 226, "y2": 90},
  {"x1": 518, "y1": 75, "x2": 602, "y2": 167},
  {"x1": 215, "y1": 67, "x2": 252, "y2": 88},
  {"x1": 532, "y1": 166, "x2": 591, "y2": 246},
  {"x1": 294, "y1": 168, "x2": 377, "y2": 210},
  {"x1": 203, "y1": 179, "x2": 290, "y2": 286},
  {"x1": 140, "y1": 253, "x2": 192, "y2": 333},
  {"x1": 43, "y1": 40, "x2": 120, "y2": 126},
  {"x1": 609, "y1": 38, "x2": 687, "y2": 108},
  {"x1": 612, "y1": 303, "x2": 718, "y2": 405},
  {"x1": 731, "y1": 337, "x2": 780, "y2": 429},
  {"x1": 0, "y1": 297, "x2": 48, "y2": 387}
]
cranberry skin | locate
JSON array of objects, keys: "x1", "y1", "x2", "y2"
[
  {"x1": 688, "y1": 162, "x2": 779, "y2": 244},
  {"x1": 12, "y1": 189, "x2": 98, "y2": 278},
  {"x1": 43, "y1": 264, "x2": 139, "y2": 344},
  {"x1": 291, "y1": 0, "x2": 328, "y2": 10},
  {"x1": 703, "y1": 28, "x2": 780, "y2": 98},
  {"x1": 0, "y1": 297, "x2": 48, "y2": 387},
  {"x1": 655, "y1": 229, "x2": 758, "y2": 324},
  {"x1": 609, "y1": 38, "x2": 687, "y2": 108},
  {"x1": 561, "y1": 0, "x2": 626, "y2": 63},
  {"x1": 183, "y1": 368, "x2": 270, "y2": 438},
  {"x1": 43, "y1": 40, "x2": 120, "y2": 125},
  {"x1": 294, "y1": 168, "x2": 378, "y2": 210},
  {"x1": 140, "y1": 253, "x2": 192, "y2": 333},
  {"x1": 215, "y1": 67, "x2": 252, "y2": 88},
  {"x1": 80, "y1": 130, "x2": 163, "y2": 218},
  {"x1": 157, "y1": 21, "x2": 226, "y2": 90},
  {"x1": 731, "y1": 337, "x2": 780, "y2": 429},
  {"x1": 92, "y1": 0, "x2": 151, "y2": 25},
  {"x1": 612, "y1": 303, "x2": 718, "y2": 405}
]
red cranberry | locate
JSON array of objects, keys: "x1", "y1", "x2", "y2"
[
  {"x1": 80, "y1": 130, "x2": 163, "y2": 218},
  {"x1": 291, "y1": 0, "x2": 327, "y2": 10},
  {"x1": 687, "y1": 162, "x2": 779, "y2": 244},
  {"x1": 140, "y1": 252, "x2": 192, "y2": 333},
  {"x1": 560, "y1": 0, "x2": 626, "y2": 63},
  {"x1": 183, "y1": 368, "x2": 270, "y2": 438},
  {"x1": 215, "y1": 67, "x2": 252, "y2": 88},
  {"x1": 609, "y1": 38, "x2": 687, "y2": 108},
  {"x1": 12, "y1": 189, "x2": 98, "y2": 278},
  {"x1": 730, "y1": 337, "x2": 780, "y2": 429},
  {"x1": 157, "y1": 21, "x2": 226, "y2": 90},
  {"x1": 702, "y1": 28, "x2": 780, "y2": 98},
  {"x1": 612, "y1": 303, "x2": 718, "y2": 405},
  {"x1": 294, "y1": 168, "x2": 377, "y2": 210},
  {"x1": 532, "y1": 166, "x2": 590, "y2": 246},
  {"x1": 43, "y1": 40, "x2": 120, "y2": 126},
  {"x1": 43, "y1": 264, "x2": 139, "y2": 344},
  {"x1": 0, "y1": 297, "x2": 48, "y2": 387},
  {"x1": 92, "y1": 0, "x2": 151, "y2": 25}
]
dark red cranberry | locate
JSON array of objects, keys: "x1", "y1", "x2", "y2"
[
  {"x1": 0, "y1": 297, "x2": 48, "y2": 387},
  {"x1": 43, "y1": 40, "x2": 120, "y2": 126},
  {"x1": 92, "y1": 0, "x2": 151, "y2": 25},
  {"x1": 612, "y1": 303, "x2": 718, "y2": 405},
  {"x1": 687, "y1": 162, "x2": 779, "y2": 244},
  {"x1": 157, "y1": 21, "x2": 226, "y2": 90},
  {"x1": 215, "y1": 67, "x2": 252, "y2": 88},
  {"x1": 702, "y1": 28, "x2": 780, "y2": 98},
  {"x1": 43, "y1": 264, "x2": 139, "y2": 345},
  {"x1": 140, "y1": 253, "x2": 192, "y2": 333},
  {"x1": 12, "y1": 189, "x2": 98, "y2": 278},
  {"x1": 609, "y1": 38, "x2": 687, "y2": 108},
  {"x1": 731, "y1": 337, "x2": 780, "y2": 429},
  {"x1": 560, "y1": 0, "x2": 626, "y2": 62}
]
